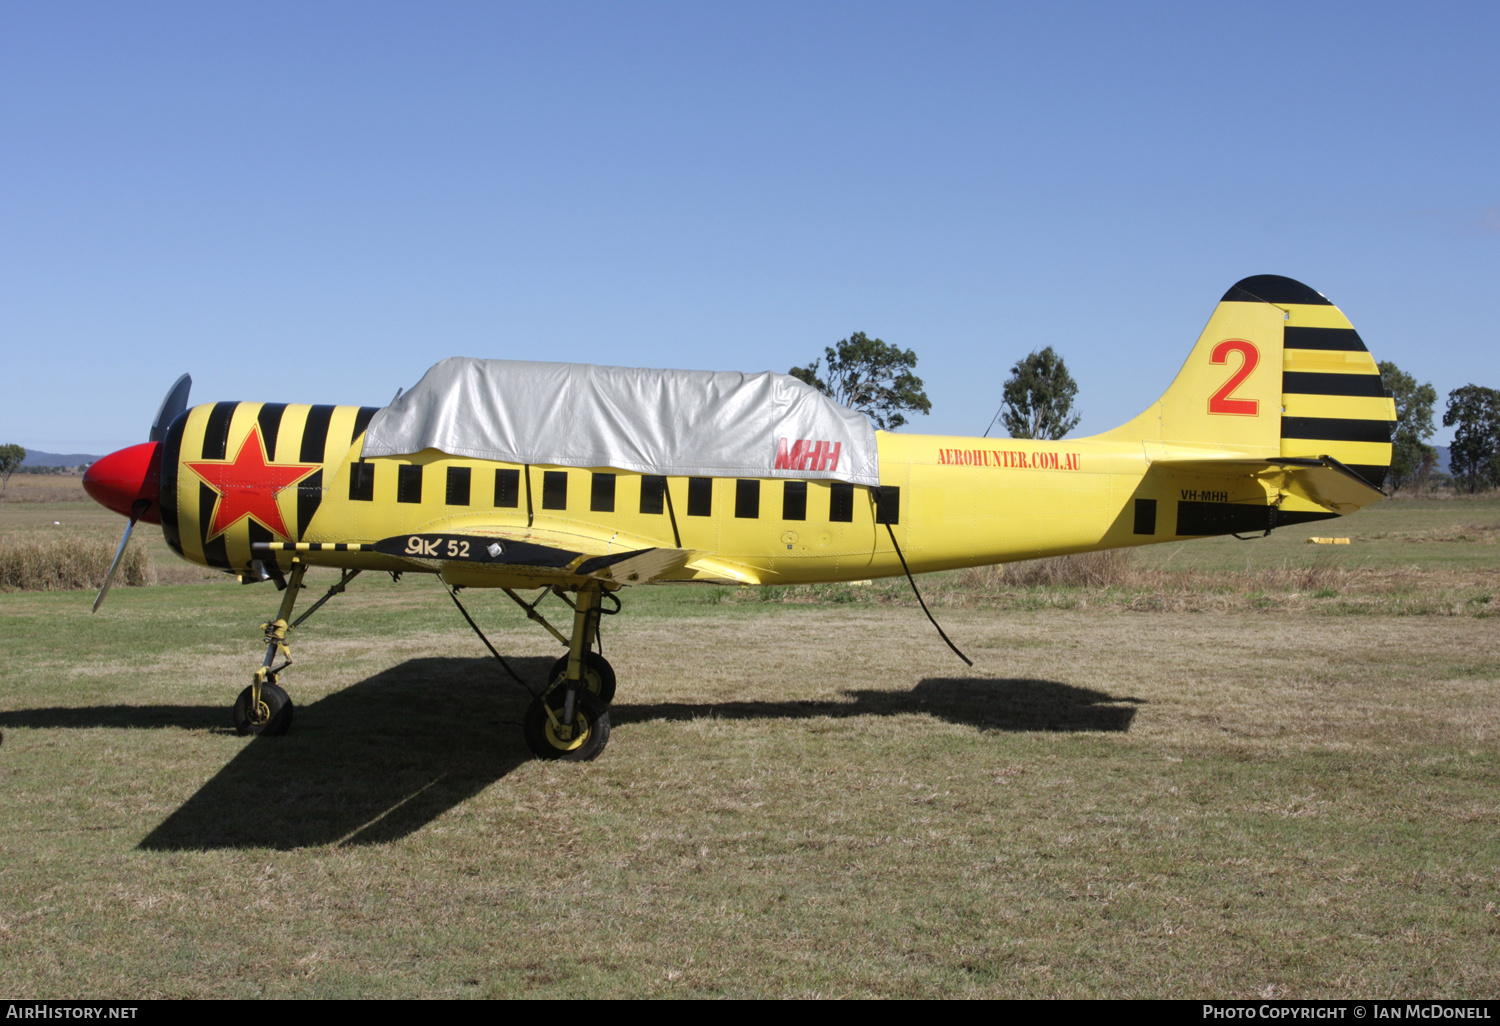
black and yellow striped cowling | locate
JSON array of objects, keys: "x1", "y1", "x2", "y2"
[
  {"x1": 1224, "y1": 275, "x2": 1395, "y2": 489},
  {"x1": 159, "y1": 402, "x2": 380, "y2": 570}
]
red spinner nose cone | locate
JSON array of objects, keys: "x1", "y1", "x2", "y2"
[{"x1": 83, "y1": 442, "x2": 163, "y2": 524}]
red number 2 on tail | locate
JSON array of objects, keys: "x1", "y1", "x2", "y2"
[{"x1": 1208, "y1": 339, "x2": 1260, "y2": 416}]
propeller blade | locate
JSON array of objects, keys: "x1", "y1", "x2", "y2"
[
  {"x1": 92, "y1": 499, "x2": 150, "y2": 613},
  {"x1": 149, "y1": 373, "x2": 192, "y2": 442}
]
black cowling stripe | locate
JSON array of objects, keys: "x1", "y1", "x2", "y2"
[
  {"x1": 201, "y1": 401, "x2": 236, "y2": 459},
  {"x1": 351, "y1": 405, "x2": 380, "y2": 440},
  {"x1": 1284, "y1": 327, "x2": 1368, "y2": 352},
  {"x1": 295, "y1": 406, "x2": 336, "y2": 537},
  {"x1": 200, "y1": 482, "x2": 231, "y2": 568},
  {"x1": 1220, "y1": 275, "x2": 1331, "y2": 306},
  {"x1": 1282, "y1": 372, "x2": 1388, "y2": 397},
  {"x1": 247, "y1": 520, "x2": 274, "y2": 557},
  {"x1": 1282, "y1": 417, "x2": 1393, "y2": 444},
  {"x1": 256, "y1": 403, "x2": 288, "y2": 460},
  {"x1": 297, "y1": 469, "x2": 323, "y2": 539},
  {"x1": 299, "y1": 405, "x2": 335, "y2": 463},
  {"x1": 196, "y1": 402, "x2": 238, "y2": 568}
]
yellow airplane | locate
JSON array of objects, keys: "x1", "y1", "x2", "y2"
[{"x1": 83, "y1": 274, "x2": 1394, "y2": 761}]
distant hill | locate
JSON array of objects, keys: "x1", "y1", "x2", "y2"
[{"x1": 19, "y1": 450, "x2": 102, "y2": 468}]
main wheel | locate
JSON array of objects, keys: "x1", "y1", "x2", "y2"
[
  {"x1": 548, "y1": 651, "x2": 616, "y2": 704},
  {"x1": 523, "y1": 689, "x2": 610, "y2": 761},
  {"x1": 233, "y1": 681, "x2": 294, "y2": 736}
]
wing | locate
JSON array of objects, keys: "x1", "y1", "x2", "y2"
[{"x1": 251, "y1": 522, "x2": 760, "y2": 587}]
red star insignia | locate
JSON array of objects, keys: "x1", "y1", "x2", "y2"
[{"x1": 185, "y1": 425, "x2": 320, "y2": 541}]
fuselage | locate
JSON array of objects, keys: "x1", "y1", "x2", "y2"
[{"x1": 146, "y1": 398, "x2": 1335, "y2": 588}]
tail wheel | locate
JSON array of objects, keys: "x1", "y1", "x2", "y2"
[
  {"x1": 523, "y1": 690, "x2": 610, "y2": 761},
  {"x1": 233, "y1": 681, "x2": 294, "y2": 736},
  {"x1": 548, "y1": 652, "x2": 616, "y2": 704}
]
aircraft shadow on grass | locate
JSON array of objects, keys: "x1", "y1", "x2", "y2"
[{"x1": 0, "y1": 657, "x2": 1142, "y2": 851}]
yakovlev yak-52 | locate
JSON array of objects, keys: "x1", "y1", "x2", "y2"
[{"x1": 83, "y1": 275, "x2": 1395, "y2": 760}]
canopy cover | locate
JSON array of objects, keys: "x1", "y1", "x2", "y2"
[{"x1": 362, "y1": 357, "x2": 881, "y2": 486}]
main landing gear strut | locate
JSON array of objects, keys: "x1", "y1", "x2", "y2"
[
  {"x1": 456, "y1": 580, "x2": 621, "y2": 761},
  {"x1": 513, "y1": 582, "x2": 618, "y2": 762}
]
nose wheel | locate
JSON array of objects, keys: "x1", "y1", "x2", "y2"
[
  {"x1": 234, "y1": 679, "x2": 293, "y2": 736},
  {"x1": 227, "y1": 563, "x2": 359, "y2": 739}
]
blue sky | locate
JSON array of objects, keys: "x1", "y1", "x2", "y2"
[{"x1": 3, "y1": 1, "x2": 1495, "y2": 454}]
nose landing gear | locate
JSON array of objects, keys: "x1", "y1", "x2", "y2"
[{"x1": 231, "y1": 561, "x2": 359, "y2": 738}]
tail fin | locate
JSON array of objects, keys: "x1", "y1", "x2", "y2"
[{"x1": 1095, "y1": 274, "x2": 1395, "y2": 489}]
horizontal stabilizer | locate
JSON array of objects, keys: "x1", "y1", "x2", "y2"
[{"x1": 1152, "y1": 455, "x2": 1384, "y2": 515}]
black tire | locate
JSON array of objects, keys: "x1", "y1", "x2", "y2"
[
  {"x1": 523, "y1": 689, "x2": 610, "y2": 761},
  {"x1": 548, "y1": 651, "x2": 616, "y2": 704},
  {"x1": 233, "y1": 681, "x2": 294, "y2": 737}
]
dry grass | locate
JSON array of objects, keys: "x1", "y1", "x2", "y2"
[
  {"x1": 0, "y1": 537, "x2": 154, "y2": 592},
  {"x1": 992, "y1": 547, "x2": 1138, "y2": 588},
  {"x1": 0, "y1": 577, "x2": 1496, "y2": 998},
  {"x1": 962, "y1": 548, "x2": 1349, "y2": 593},
  {"x1": 0, "y1": 474, "x2": 92, "y2": 504},
  {"x1": 762, "y1": 549, "x2": 1497, "y2": 618},
  {"x1": 1389, "y1": 485, "x2": 1500, "y2": 501}
]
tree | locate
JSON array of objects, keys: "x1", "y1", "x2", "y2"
[
  {"x1": 998, "y1": 347, "x2": 1080, "y2": 440},
  {"x1": 0, "y1": 444, "x2": 24, "y2": 491},
  {"x1": 1378, "y1": 361, "x2": 1438, "y2": 490},
  {"x1": 1443, "y1": 385, "x2": 1500, "y2": 493},
  {"x1": 789, "y1": 331, "x2": 931, "y2": 430}
]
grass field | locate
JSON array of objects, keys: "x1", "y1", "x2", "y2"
[{"x1": 0, "y1": 480, "x2": 1496, "y2": 997}]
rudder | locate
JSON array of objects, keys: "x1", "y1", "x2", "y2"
[
  {"x1": 1235, "y1": 276, "x2": 1395, "y2": 489},
  {"x1": 1095, "y1": 275, "x2": 1395, "y2": 489}
]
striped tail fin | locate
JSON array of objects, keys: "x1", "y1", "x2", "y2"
[
  {"x1": 1224, "y1": 276, "x2": 1395, "y2": 489},
  {"x1": 1095, "y1": 275, "x2": 1395, "y2": 491}
]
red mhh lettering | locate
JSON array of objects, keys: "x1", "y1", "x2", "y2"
[
  {"x1": 807, "y1": 440, "x2": 828, "y2": 470},
  {"x1": 822, "y1": 441, "x2": 841, "y2": 472},
  {"x1": 777, "y1": 438, "x2": 842, "y2": 472},
  {"x1": 776, "y1": 438, "x2": 810, "y2": 470}
]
